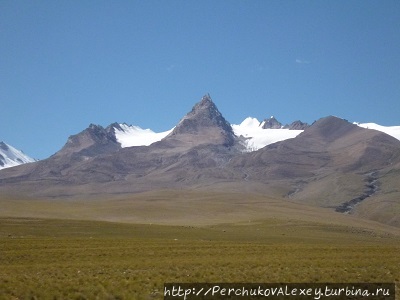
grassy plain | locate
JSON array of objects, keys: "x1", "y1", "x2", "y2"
[
  {"x1": 0, "y1": 190, "x2": 399, "y2": 299},
  {"x1": 0, "y1": 216, "x2": 399, "y2": 300}
]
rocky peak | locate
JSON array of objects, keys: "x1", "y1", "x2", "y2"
[
  {"x1": 83, "y1": 124, "x2": 118, "y2": 144},
  {"x1": 55, "y1": 124, "x2": 120, "y2": 158},
  {"x1": 299, "y1": 116, "x2": 359, "y2": 143},
  {"x1": 192, "y1": 93, "x2": 214, "y2": 111},
  {"x1": 167, "y1": 94, "x2": 235, "y2": 147},
  {"x1": 283, "y1": 120, "x2": 309, "y2": 130},
  {"x1": 261, "y1": 116, "x2": 283, "y2": 129},
  {"x1": 106, "y1": 122, "x2": 124, "y2": 133},
  {"x1": 170, "y1": 94, "x2": 233, "y2": 134}
]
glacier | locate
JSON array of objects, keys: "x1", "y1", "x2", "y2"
[
  {"x1": 355, "y1": 122, "x2": 400, "y2": 141},
  {"x1": 232, "y1": 117, "x2": 303, "y2": 151},
  {"x1": 113, "y1": 124, "x2": 173, "y2": 148}
]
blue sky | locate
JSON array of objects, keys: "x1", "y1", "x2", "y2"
[{"x1": 1, "y1": 0, "x2": 399, "y2": 159}]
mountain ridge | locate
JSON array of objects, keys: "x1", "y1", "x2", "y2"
[
  {"x1": 3, "y1": 94, "x2": 399, "y2": 169},
  {"x1": 1, "y1": 95, "x2": 400, "y2": 227}
]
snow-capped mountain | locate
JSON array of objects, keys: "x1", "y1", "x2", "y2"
[
  {"x1": 0, "y1": 142, "x2": 36, "y2": 170},
  {"x1": 232, "y1": 117, "x2": 303, "y2": 151},
  {"x1": 355, "y1": 122, "x2": 400, "y2": 141},
  {"x1": 2, "y1": 93, "x2": 399, "y2": 169},
  {"x1": 113, "y1": 123, "x2": 173, "y2": 148}
]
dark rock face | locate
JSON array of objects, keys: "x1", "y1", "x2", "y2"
[
  {"x1": 0, "y1": 143, "x2": 7, "y2": 167},
  {"x1": 261, "y1": 116, "x2": 282, "y2": 129},
  {"x1": 284, "y1": 120, "x2": 309, "y2": 130},
  {"x1": 0, "y1": 142, "x2": 9, "y2": 151},
  {"x1": 106, "y1": 122, "x2": 124, "y2": 132},
  {"x1": 261, "y1": 117, "x2": 309, "y2": 130}
]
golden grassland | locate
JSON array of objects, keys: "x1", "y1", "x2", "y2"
[
  {"x1": 1, "y1": 190, "x2": 400, "y2": 230},
  {"x1": 0, "y1": 217, "x2": 399, "y2": 300}
]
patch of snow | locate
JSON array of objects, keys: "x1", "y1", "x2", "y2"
[
  {"x1": 232, "y1": 117, "x2": 303, "y2": 152},
  {"x1": 354, "y1": 122, "x2": 400, "y2": 141},
  {"x1": 114, "y1": 124, "x2": 173, "y2": 148},
  {"x1": 0, "y1": 142, "x2": 36, "y2": 170}
]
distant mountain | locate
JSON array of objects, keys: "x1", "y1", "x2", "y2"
[
  {"x1": 261, "y1": 116, "x2": 283, "y2": 129},
  {"x1": 283, "y1": 120, "x2": 309, "y2": 130},
  {"x1": 0, "y1": 142, "x2": 36, "y2": 170},
  {"x1": 230, "y1": 116, "x2": 400, "y2": 178},
  {"x1": 259, "y1": 116, "x2": 310, "y2": 130},
  {"x1": 1, "y1": 95, "x2": 400, "y2": 227},
  {"x1": 232, "y1": 117, "x2": 303, "y2": 152}
]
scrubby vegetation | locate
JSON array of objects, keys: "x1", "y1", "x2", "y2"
[{"x1": 0, "y1": 218, "x2": 399, "y2": 299}]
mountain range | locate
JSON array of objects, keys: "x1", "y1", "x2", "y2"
[{"x1": 1, "y1": 94, "x2": 400, "y2": 227}]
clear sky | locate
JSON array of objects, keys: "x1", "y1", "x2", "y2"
[{"x1": 1, "y1": 0, "x2": 399, "y2": 159}]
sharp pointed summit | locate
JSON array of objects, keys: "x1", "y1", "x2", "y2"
[
  {"x1": 261, "y1": 116, "x2": 283, "y2": 129},
  {"x1": 166, "y1": 94, "x2": 236, "y2": 147}
]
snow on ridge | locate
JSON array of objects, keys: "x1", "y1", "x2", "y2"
[
  {"x1": 0, "y1": 142, "x2": 36, "y2": 170},
  {"x1": 113, "y1": 118, "x2": 400, "y2": 152},
  {"x1": 354, "y1": 122, "x2": 400, "y2": 141},
  {"x1": 232, "y1": 117, "x2": 303, "y2": 152},
  {"x1": 235, "y1": 117, "x2": 262, "y2": 131},
  {"x1": 113, "y1": 117, "x2": 303, "y2": 152},
  {"x1": 114, "y1": 124, "x2": 173, "y2": 148}
]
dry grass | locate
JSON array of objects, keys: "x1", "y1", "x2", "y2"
[
  {"x1": 0, "y1": 189, "x2": 399, "y2": 299},
  {"x1": 0, "y1": 217, "x2": 399, "y2": 299},
  {"x1": 290, "y1": 173, "x2": 365, "y2": 207},
  {"x1": 1, "y1": 190, "x2": 399, "y2": 233}
]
